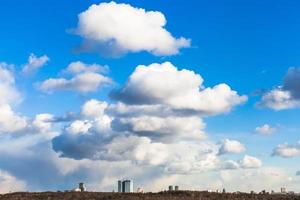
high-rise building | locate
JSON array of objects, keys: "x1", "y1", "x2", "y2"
[
  {"x1": 77, "y1": 183, "x2": 86, "y2": 192},
  {"x1": 118, "y1": 180, "x2": 122, "y2": 193},
  {"x1": 169, "y1": 185, "x2": 173, "y2": 191},
  {"x1": 117, "y1": 180, "x2": 133, "y2": 193},
  {"x1": 175, "y1": 186, "x2": 179, "y2": 191},
  {"x1": 281, "y1": 187, "x2": 287, "y2": 193}
]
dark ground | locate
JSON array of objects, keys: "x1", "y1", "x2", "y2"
[{"x1": 1, "y1": 191, "x2": 300, "y2": 200}]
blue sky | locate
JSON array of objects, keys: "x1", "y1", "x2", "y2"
[{"x1": 0, "y1": 0, "x2": 300, "y2": 193}]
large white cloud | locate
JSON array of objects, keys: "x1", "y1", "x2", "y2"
[
  {"x1": 74, "y1": 1, "x2": 190, "y2": 56},
  {"x1": 0, "y1": 63, "x2": 21, "y2": 105},
  {"x1": 39, "y1": 62, "x2": 112, "y2": 93},
  {"x1": 239, "y1": 155, "x2": 262, "y2": 169},
  {"x1": 81, "y1": 99, "x2": 108, "y2": 118},
  {"x1": 0, "y1": 128, "x2": 283, "y2": 193},
  {"x1": 112, "y1": 62, "x2": 247, "y2": 115},
  {"x1": 0, "y1": 64, "x2": 28, "y2": 134},
  {"x1": 81, "y1": 99, "x2": 112, "y2": 132},
  {"x1": 272, "y1": 141, "x2": 300, "y2": 158},
  {"x1": 258, "y1": 67, "x2": 300, "y2": 110},
  {"x1": 0, "y1": 104, "x2": 27, "y2": 134},
  {"x1": 221, "y1": 156, "x2": 262, "y2": 170},
  {"x1": 53, "y1": 131, "x2": 220, "y2": 174},
  {"x1": 220, "y1": 167, "x2": 293, "y2": 192},
  {"x1": 32, "y1": 114, "x2": 54, "y2": 133},
  {"x1": 51, "y1": 60, "x2": 248, "y2": 174},
  {"x1": 218, "y1": 139, "x2": 246, "y2": 155},
  {"x1": 0, "y1": 57, "x2": 273, "y2": 192},
  {"x1": 112, "y1": 116, "x2": 206, "y2": 142},
  {"x1": 0, "y1": 170, "x2": 26, "y2": 194},
  {"x1": 22, "y1": 53, "x2": 49, "y2": 74},
  {"x1": 52, "y1": 99, "x2": 222, "y2": 173}
]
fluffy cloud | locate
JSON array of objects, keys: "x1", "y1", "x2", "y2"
[
  {"x1": 0, "y1": 104, "x2": 27, "y2": 134},
  {"x1": 220, "y1": 167, "x2": 292, "y2": 192},
  {"x1": 65, "y1": 61, "x2": 108, "y2": 75},
  {"x1": 218, "y1": 139, "x2": 246, "y2": 155},
  {"x1": 52, "y1": 61, "x2": 248, "y2": 175},
  {"x1": 258, "y1": 89, "x2": 298, "y2": 110},
  {"x1": 221, "y1": 160, "x2": 240, "y2": 170},
  {"x1": 163, "y1": 142, "x2": 219, "y2": 174},
  {"x1": 0, "y1": 170, "x2": 26, "y2": 194},
  {"x1": 0, "y1": 133, "x2": 149, "y2": 192},
  {"x1": 0, "y1": 128, "x2": 270, "y2": 193},
  {"x1": 101, "y1": 135, "x2": 169, "y2": 165},
  {"x1": 22, "y1": 53, "x2": 49, "y2": 74},
  {"x1": 272, "y1": 141, "x2": 300, "y2": 158},
  {"x1": 221, "y1": 156, "x2": 262, "y2": 170},
  {"x1": 39, "y1": 73, "x2": 111, "y2": 93},
  {"x1": 0, "y1": 58, "x2": 257, "y2": 191},
  {"x1": 74, "y1": 1, "x2": 190, "y2": 56},
  {"x1": 53, "y1": 130, "x2": 219, "y2": 174},
  {"x1": 239, "y1": 155, "x2": 262, "y2": 169},
  {"x1": 32, "y1": 114, "x2": 54, "y2": 133},
  {"x1": 112, "y1": 62, "x2": 247, "y2": 115},
  {"x1": 0, "y1": 63, "x2": 21, "y2": 105},
  {"x1": 0, "y1": 64, "x2": 28, "y2": 134},
  {"x1": 258, "y1": 67, "x2": 300, "y2": 110},
  {"x1": 112, "y1": 116, "x2": 206, "y2": 142},
  {"x1": 81, "y1": 99, "x2": 112, "y2": 132},
  {"x1": 65, "y1": 120, "x2": 92, "y2": 135},
  {"x1": 255, "y1": 124, "x2": 276, "y2": 135},
  {"x1": 52, "y1": 98, "x2": 220, "y2": 173},
  {"x1": 81, "y1": 99, "x2": 108, "y2": 118},
  {"x1": 39, "y1": 62, "x2": 112, "y2": 93}
]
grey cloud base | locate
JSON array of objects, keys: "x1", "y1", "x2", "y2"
[{"x1": 258, "y1": 67, "x2": 300, "y2": 110}]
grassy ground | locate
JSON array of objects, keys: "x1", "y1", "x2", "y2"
[{"x1": 1, "y1": 191, "x2": 299, "y2": 200}]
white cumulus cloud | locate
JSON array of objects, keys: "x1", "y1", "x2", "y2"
[
  {"x1": 255, "y1": 124, "x2": 276, "y2": 135},
  {"x1": 239, "y1": 155, "x2": 262, "y2": 169},
  {"x1": 66, "y1": 61, "x2": 108, "y2": 75},
  {"x1": 0, "y1": 170, "x2": 26, "y2": 194},
  {"x1": 0, "y1": 63, "x2": 21, "y2": 105},
  {"x1": 272, "y1": 141, "x2": 300, "y2": 158},
  {"x1": 38, "y1": 61, "x2": 112, "y2": 93},
  {"x1": 32, "y1": 114, "x2": 54, "y2": 133},
  {"x1": 74, "y1": 1, "x2": 190, "y2": 56},
  {"x1": 22, "y1": 53, "x2": 49, "y2": 74},
  {"x1": 66, "y1": 120, "x2": 92, "y2": 135},
  {"x1": 81, "y1": 99, "x2": 108, "y2": 118},
  {"x1": 258, "y1": 67, "x2": 300, "y2": 110},
  {"x1": 0, "y1": 104, "x2": 27, "y2": 134},
  {"x1": 218, "y1": 139, "x2": 246, "y2": 155},
  {"x1": 112, "y1": 62, "x2": 247, "y2": 115},
  {"x1": 112, "y1": 116, "x2": 206, "y2": 142}
]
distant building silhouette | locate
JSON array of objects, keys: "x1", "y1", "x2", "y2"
[
  {"x1": 72, "y1": 182, "x2": 86, "y2": 192},
  {"x1": 79, "y1": 183, "x2": 86, "y2": 192},
  {"x1": 281, "y1": 187, "x2": 287, "y2": 194},
  {"x1": 137, "y1": 187, "x2": 144, "y2": 193},
  {"x1": 117, "y1": 180, "x2": 133, "y2": 193}
]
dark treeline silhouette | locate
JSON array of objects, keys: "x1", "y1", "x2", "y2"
[{"x1": 1, "y1": 191, "x2": 300, "y2": 200}]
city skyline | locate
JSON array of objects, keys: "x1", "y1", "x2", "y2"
[{"x1": 0, "y1": 0, "x2": 300, "y2": 193}]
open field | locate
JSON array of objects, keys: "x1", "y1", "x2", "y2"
[{"x1": 1, "y1": 191, "x2": 300, "y2": 200}]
